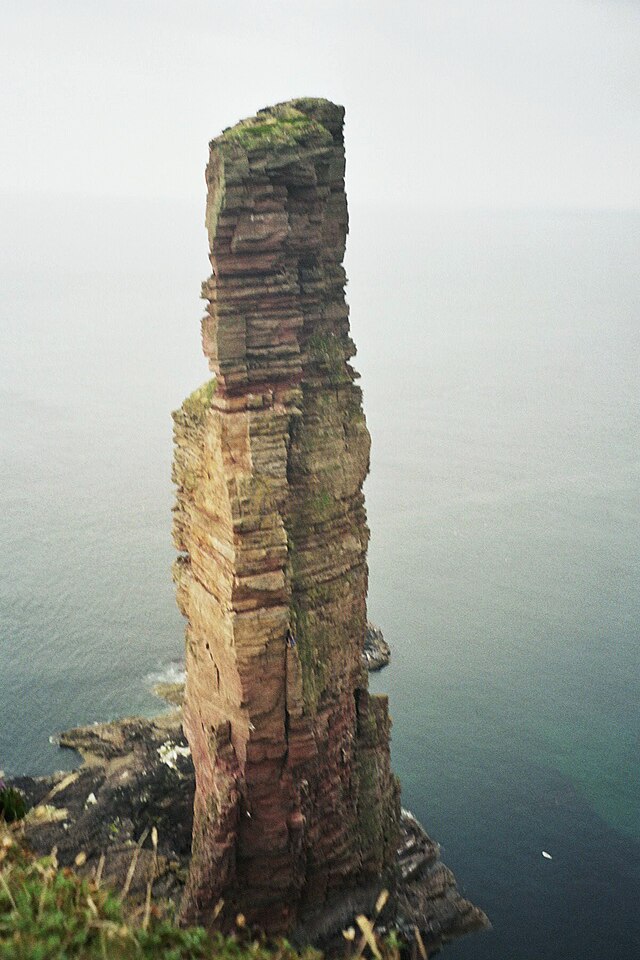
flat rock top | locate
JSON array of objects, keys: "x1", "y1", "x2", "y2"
[{"x1": 213, "y1": 98, "x2": 344, "y2": 155}]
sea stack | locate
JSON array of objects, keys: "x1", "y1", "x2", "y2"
[
  {"x1": 172, "y1": 99, "x2": 487, "y2": 946},
  {"x1": 172, "y1": 96, "x2": 396, "y2": 932}
]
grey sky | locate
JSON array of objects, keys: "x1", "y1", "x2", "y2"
[{"x1": 2, "y1": 0, "x2": 639, "y2": 207}]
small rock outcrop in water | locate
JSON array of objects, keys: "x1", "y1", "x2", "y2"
[
  {"x1": 171, "y1": 97, "x2": 487, "y2": 948},
  {"x1": 365, "y1": 622, "x2": 391, "y2": 671}
]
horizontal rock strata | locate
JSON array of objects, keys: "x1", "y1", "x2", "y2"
[
  {"x1": 150, "y1": 623, "x2": 388, "y2": 708},
  {"x1": 171, "y1": 97, "x2": 488, "y2": 947}
]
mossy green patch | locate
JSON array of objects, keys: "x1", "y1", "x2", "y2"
[
  {"x1": 222, "y1": 107, "x2": 330, "y2": 153},
  {"x1": 308, "y1": 490, "x2": 333, "y2": 522},
  {"x1": 306, "y1": 332, "x2": 348, "y2": 383},
  {"x1": 356, "y1": 751, "x2": 382, "y2": 849},
  {"x1": 179, "y1": 378, "x2": 217, "y2": 425},
  {"x1": 304, "y1": 581, "x2": 334, "y2": 608},
  {"x1": 289, "y1": 599, "x2": 328, "y2": 716}
]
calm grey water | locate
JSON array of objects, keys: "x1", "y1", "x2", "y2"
[{"x1": 1, "y1": 198, "x2": 638, "y2": 958}]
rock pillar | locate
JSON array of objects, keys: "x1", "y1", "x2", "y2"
[{"x1": 172, "y1": 98, "x2": 400, "y2": 934}]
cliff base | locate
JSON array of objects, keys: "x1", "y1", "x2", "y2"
[{"x1": 7, "y1": 711, "x2": 488, "y2": 954}]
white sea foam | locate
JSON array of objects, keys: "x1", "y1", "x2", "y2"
[{"x1": 145, "y1": 661, "x2": 186, "y2": 687}]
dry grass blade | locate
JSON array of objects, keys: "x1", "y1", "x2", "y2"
[
  {"x1": 142, "y1": 826, "x2": 159, "y2": 931},
  {"x1": 25, "y1": 806, "x2": 69, "y2": 825},
  {"x1": 142, "y1": 883, "x2": 153, "y2": 932},
  {"x1": 212, "y1": 898, "x2": 224, "y2": 922},
  {"x1": 374, "y1": 889, "x2": 389, "y2": 916},
  {"x1": 413, "y1": 926, "x2": 428, "y2": 960},
  {"x1": 0, "y1": 870, "x2": 16, "y2": 909},
  {"x1": 44, "y1": 772, "x2": 79, "y2": 802},
  {"x1": 355, "y1": 914, "x2": 382, "y2": 960},
  {"x1": 37, "y1": 871, "x2": 51, "y2": 920},
  {"x1": 120, "y1": 826, "x2": 150, "y2": 901},
  {"x1": 86, "y1": 895, "x2": 99, "y2": 917},
  {"x1": 94, "y1": 852, "x2": 105, "y2": 889}
]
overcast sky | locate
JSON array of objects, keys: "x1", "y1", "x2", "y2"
[{"x1": 2, "y1": 0, "x2": 639, "y2": 208}]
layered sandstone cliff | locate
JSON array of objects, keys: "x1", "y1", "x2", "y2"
[{"x1": 171, "y1": 99, "x2": 487, "y2": 946}]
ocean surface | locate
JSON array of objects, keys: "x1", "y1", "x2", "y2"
[{"x1": 1, "y1": 198, "x2": 638, "y2": 959}]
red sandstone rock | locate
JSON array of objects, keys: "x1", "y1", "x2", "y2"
[
  {"x1": 172, "y1": 99, "x2": 397, "y2": 933},
  {"x1": 172, "y1": 99, "x2": 488, "y2": 949}
]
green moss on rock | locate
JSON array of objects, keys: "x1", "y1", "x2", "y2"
[
  {"x1": 308, "y1": 490, "x2": 333, "y2": 522},
  {"x1": 307, "y1": 332, "x2": 346, "y2": 380},
  {"x1": 222, "y1": 107, "x2": 330, "y2": 152},
  {"x1": 289, "y1": 600, "x2": 329, "y2": 715},
  {"x1": 178, "y1": 378, "x2": 217, "y2": 425},
  {"x1": 356, "y1": 750, "x2": 383, "y2": 849}
]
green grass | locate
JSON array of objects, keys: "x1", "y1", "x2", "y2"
[
  {"x1": 308, "y1": 491, "x2": 333, "y2": 522},
  {"x1": 222, "y1": 107, "x2": 330, "y2": 152},
  {"x1": 288, "y1": 601, "x2": 330, "y2": 716},
  {"x1": 306, "y1": 333, "x2": 348, "y2": 383}
]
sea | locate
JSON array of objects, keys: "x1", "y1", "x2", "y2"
[{"x1": 1, "y1": 197, "x2": 638, "y2": 959}]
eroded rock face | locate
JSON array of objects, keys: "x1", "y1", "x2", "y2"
[
  {"x1": 172, "y1": 100, "x2": 488, "y2": 949},
  {"x1": 172, "y1": 99, "x2": 398, "y2": 934}
]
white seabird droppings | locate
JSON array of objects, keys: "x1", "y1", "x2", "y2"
[{"x1": 157, "y1": 740, "x2": 191, "y2": 771}]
